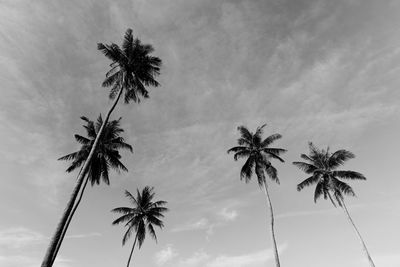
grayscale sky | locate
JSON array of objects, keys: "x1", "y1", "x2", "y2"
[{"x1": 1, "y1": 0, "x2": 400, "y2": 266}]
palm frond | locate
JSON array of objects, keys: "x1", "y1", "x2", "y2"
[
  {"x1": 233, "y1": 150, "x2": 250, "y2": 161},
  {"x1": 153, "y1": 200, "x2": 168, "y2": 207},
  {"x1": 74, "y1": 134, "x2": 90, "y2": 145},
  {"x1": 122, "y1": 226, "x2": 134, "y2": 246},
  {"x1": 297, "y1": 175, "x2": 319, "y2": 191},
  {"x1": 255, "y1": 161, "x2": 266, "y2": 187},
  {"x1": 102, "y1": 71, "x2": 122, "y2": 88},
  {"x1": 97, "y1": 43, "x2": 124, "y2": 64},
  {"x1": 333, "y1": 170, "x2": 366, "y2": 180},
  {"x1": 125, "y1": 190, "x2": 139, "y2": 207},
  {"x1": 240, "y1": 156, "x2": 255, "y2": 183},
  {"x1": 300, "y1": 153, "x2": 314, "y2": 163},
  {"x1": 262, "y1": 147, "x2": 286, "y2": 156},
  {"x1": 333, "y1": 178, "x2": 356, "y2": 197},
  {"x1": 261, "y1": 133, "x2": 282, "y2": 147},
  {"x1": 262, "y1": 150, "x2": 285, "y2": 163},
  {"x1": 293, "y1": 161, "x2": 318, "y2": 174},
  {"x1": 237, "y1": 137, "x2": 251, "y2": 146},
  {"x1": 237, "y1": 126, "x2": 252, "y2": 141},
  {"x1": 137, "y1": 220, "x2": 146, "y2": 248},
  {"x1": 112, "y1": 213, "x2": 135, "y2": 225},
  {"x1": 265, "y1": 165, "x2": 279, "y2": 184},
  {"x1": 147, "y1": 224, "x2": 158, "y2": 242},
  {"x1": 328, "y1": 149, "x2": 355, "y2": 169},
  {"x1": 227, "y1": 146, "x2": 248, "y2": 154},
  {"x1": 111, "y1": 207, "x2": 135, "y2": 214},
  {"x1": 254, "y1": 124, "x2": 267, "y2": 140},
  {"x1": 58, "y1": 151, "x2": 80, "y2": 161},
  {"x1": 314, "y1": 182, "x2": 324, "y2": 203},
  {"x1": 122, "y1": 28, "x2": 134, "y2": 58}
]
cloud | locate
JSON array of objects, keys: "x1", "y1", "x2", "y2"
[
  {"x1": 155, "y1": 244, "x2": 179, "y2": 266},
  {"x1": 171, "y1": 218, "x2": 210, "y2": 232},
  {"x1": 207, "y1": 244, "x2": 288, "y2": 267},
  {"x1": 0, "y1": 227, "x2": 46, "y2": 249},
  {"x1": 173, "y1": 244, "x2": 288, "y2": 267},
  {"x1": 372, "y1": 253, "x2": 400, "y2": 267},
  {"x1": 0, "y1": 227, "x2": 102, "y2": 249},
  {"x1": 171, "y1": 206, "x2": 240, "y2": 239},
  {"x1": 65, "y1": 232, "x2": 102, "y2": 239},
  {"x1": 276, "y1": 204, "x2": 365, "y2": 220},
  {"x1": 218, "y1": 208, "x2": 238, "y2": 221},
  {"x1": 0, "y1": 255, "x2": 72, "y2": 267},
  {"x1": 177, "y1": 250, "x2": 210, "y2": 267}
]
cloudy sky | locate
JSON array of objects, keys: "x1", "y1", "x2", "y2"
[{"x1": 1, "y1": 0, "x2": 400, "y2": 266}]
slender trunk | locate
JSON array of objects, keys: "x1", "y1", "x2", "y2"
[
  {"x1": 339, "y1": 198, "x2": 376, "y2": 267},
  {"x1": 127, "y1": 234, "x2": 138, "y2": 267},
  {"x1": 50, "y1": 173, "x2": 90, "y2": 265},
  {"x1": 262, "y1": 182, "x2": 281, "y2": 267},
  {"x1": 41, "y1": 87, "x2": 124, "y2": 267}
]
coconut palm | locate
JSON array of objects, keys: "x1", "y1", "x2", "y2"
[
  {"x1": 49, "y1": 115, "x2": 133, "y2": 265},
  {"x1": 42, "y1": 29, "x2": 161, "y2": 266},
  {"x1": 293, "y1": 142, "x2": 375, "y2": 267},
  {"x1": 227, "y1": 124, "x2": 286, "y2": 267},
  {"x1": 112, "y1": 187, "x2": 168, "y2": 267}
]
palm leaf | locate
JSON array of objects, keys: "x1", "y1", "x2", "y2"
[
  {"x1": 261, "y1": 133, "x2": 282, "y2": 147},
  {"x1": 240, "y1": 156, "x2": 255, "y2": 183},
  {"x1": 333, "y1": 170, "x2": 366, "y2": 180},
  {"x1": 293, "y1": 161, "x2": 318, "y2": 174},
  {"x1": 328, "y1": 149, "x2": 355, "y2": 169},
  {"x1": 297, "y1": 175, "x2": 319, "y2": 191}
]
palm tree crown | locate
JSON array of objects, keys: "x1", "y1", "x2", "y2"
[
  {"x1": 58, "y1": 115, "x2": 133, "y2": 185},
  {"x1": 293, "y1": 142, "x2": 366, "y2": 205},
  {"x1": 98, "y1": 28, "x2": 162, "y2": 104},
  {"x1": 112, "y1": 186, "x2": 168, "y2": 247},
  {"x1": 227, "y1": 124, "x2": 286, "y2": 186}
]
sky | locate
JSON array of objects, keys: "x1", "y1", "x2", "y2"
[{"x1": 0, "y1": 0, "x2": 400, "y2": 266}]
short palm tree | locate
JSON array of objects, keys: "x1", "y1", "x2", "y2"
[
  {"x1": 112, "y1": 187, "x2": 168, "y2": 267},
  {"x1": 293, "y1": 142, "x2": 375, "y2": 267},
  {"x1": 227, "y1": 124, "x2": 286, "y2": 267},
  {"x1": 42, "y1": 29, "x2": 161, "y2": 266},
  {"x1": 49, "y1": 115, "x2": 133, "y2": 265}
]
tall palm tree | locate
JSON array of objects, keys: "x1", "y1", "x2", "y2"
[
  {"x1": 49, "y1": 115, "x2": 133, "y2": 265},
  {"x1": 42, "y1": 29, "x2": 161, "y2": 267},
  {"x1": 227, "y1": 124, "x2": 286, "y2": 267},
  {"x1": 293, "y1": 142, "x2": 375, "y2": 267},
  {"x1": 112, "y1": 187, "x2": 168, "y2": 267}
]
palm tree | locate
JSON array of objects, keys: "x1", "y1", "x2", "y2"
[
  {"x1": 227, "y1": 124, "x2": 286, "y2": 267},
  {"x1": 112, "y1": 187, "x2": 168, "y2": 267},
  {"x1": 293, "y1": 142, "x2": 375, "y2": 267},
  {"x1": 49, "y1": 115, "x2": 132, "y2": 265},
  {"x1": 42, "y1": 29, "x2": 161, "y2": 266}
]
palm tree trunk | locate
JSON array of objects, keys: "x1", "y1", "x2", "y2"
[
  {"x1": 262, "y1": 182, "x2": 281, "y2": 267},
  {"x1": 41, "y1": 87, "x2": 124, "y2": 267},
  {"x1": 339, "y1": 198, "x2": 375, "y2": 267},
  {"x1": 50, "y1": 173, "x2": 90, "y2": 265},
  {"x1": 127, "y1": 234, "x2": 138, "y2": 267}
]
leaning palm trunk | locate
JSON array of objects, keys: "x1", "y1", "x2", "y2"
[
  {"x1": 50, "y1": 172, "x2": 90, "y2": 265},
  {"x1": 339, "y1": 198, "x2": 375, "y2": 267},
  {"x1": 262, "y1": 182, "x2": 281, "y2": 267},
  {"x1": 41, "y1": 87, "x2": 124, "y2": 267},
  {"x1": 127, "y1": 233, "x2": 138, "y2": 267}
]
